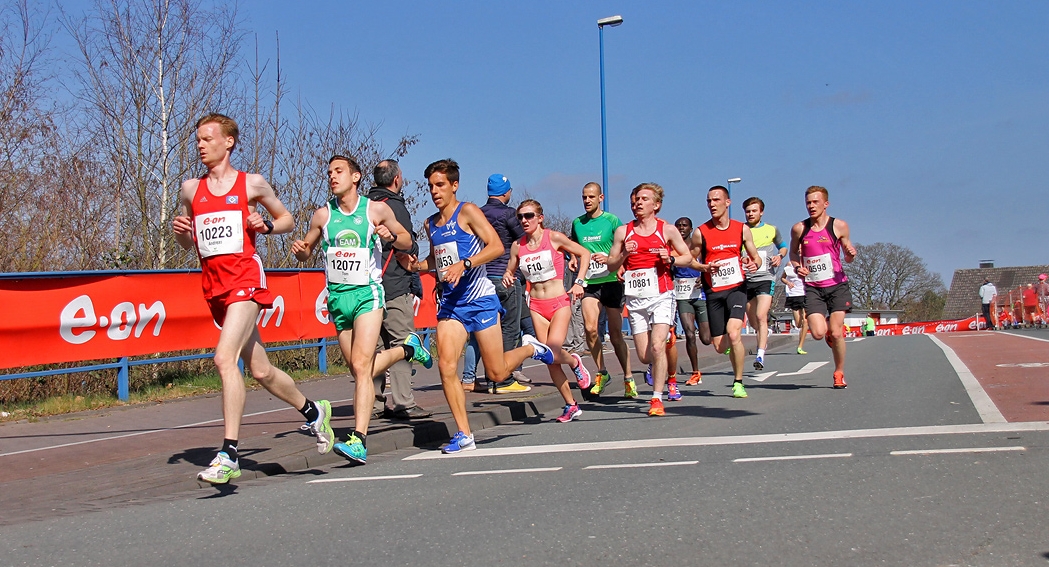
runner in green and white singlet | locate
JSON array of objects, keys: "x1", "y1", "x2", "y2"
[
  {"x1": 292, "y1": 155, "x2": 431, "y2": 466},
  {"x1": 569, "y1": 182, "x2": 635, "y2": 398}
]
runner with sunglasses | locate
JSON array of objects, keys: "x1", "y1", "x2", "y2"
[{"x1": 503, "y1": 200, "x2": 593, "y2": 422}]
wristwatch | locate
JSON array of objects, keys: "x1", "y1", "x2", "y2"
[
  {"x1": 262, "y1": 219, "x2": 274, "y2": 234},
  {"x1": 463, "y1": 258, "x2": 472, "y2": 270},
  {"x1": 574, "y1": 278, "x2": 586, "y2": 288}
]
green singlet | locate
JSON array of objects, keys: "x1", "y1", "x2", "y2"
[{"x1": 571, "y1": 211, "x2": 622, "y2": 285}]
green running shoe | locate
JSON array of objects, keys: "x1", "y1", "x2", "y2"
[
  {"x1": 308, "y1": 399, "x2": 335, "y2": 454},
  {"x1": 589, "y1": 371, "x2": 611, "y2": 395},
  {"x1": 197, "y1": 451, "x2": 241, "y2": 484},
  {"x1": 624, "y1": 377, "x2": 639, "y2": 399},
  {"x1": 732, "y1": 381, "x2": 748, "y2": 398},
  {"x1": 333, "y1": 433, "x2": 367, "y2": 465},
  {"x1": 405, "y1": 332, "x2": 433, "y2": 369}
]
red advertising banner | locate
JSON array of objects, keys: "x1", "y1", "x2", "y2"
[
  {"x1": 843, "y1": 316, "x2": 984, "y2": 338},
  {"x1": 0, "y1": 271, "x2": 438, "y2": 370}
]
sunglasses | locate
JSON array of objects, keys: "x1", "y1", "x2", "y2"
[{"x1": 516, "y1": 212, "x2": 538, "y2": 220}]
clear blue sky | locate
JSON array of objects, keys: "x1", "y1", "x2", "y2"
[{"x1": 103, "y1": 1, "x2": 1049, "y2": 280}]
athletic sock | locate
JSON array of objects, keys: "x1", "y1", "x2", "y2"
[
  {"x1": 300, "y1": 399, "x2": 319, "y2": 423},
  {"x1": 652, "y1": 393, "x2": 663, "y2": 401},
  {"x1": 221, "y1": 439, "x2": 239, "y2": 462},
  {"x1": 734, "y1": 379, "x2": 744, "y2": 385},
  {"x1": 668, "y1": 376, "x2": 678, "y2": 385},
  {"x1": 757, "y1": 348, "x2": 765, "y2": 358},
  {"x1": 402, "y1": 344, "x2": 416, "y2": 361},
  {"x1": 353, "y1": 431, "x2": 367, "y2": 447}
]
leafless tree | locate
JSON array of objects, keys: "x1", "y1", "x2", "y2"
[{"x1": 844, "y1": 242, "x2": 946, "y2": 314}]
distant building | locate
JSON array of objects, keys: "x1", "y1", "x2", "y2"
[{"x1": 943, "y1": 263, "x2": 1049, "y2": 319}]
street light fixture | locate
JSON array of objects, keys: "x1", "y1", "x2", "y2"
[
  {"x1": 727, "y1": 177, "x2": 741, "y2": 220},
  {"x1": 598, "y1": 14, "x2": 623, "y2": 212}
]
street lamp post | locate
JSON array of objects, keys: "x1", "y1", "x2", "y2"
[
  {"x1": 598, "y1": 15, "x2": 623, "y2": 212},
  {"x1": 727, "y1": 177, "x2": 741, "y2": 220}
]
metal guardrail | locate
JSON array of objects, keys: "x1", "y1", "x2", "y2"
[{"x1": 0, "y1": 269, "x2": 434, "y2": 401}]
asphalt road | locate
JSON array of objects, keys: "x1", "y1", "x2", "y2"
[{"x1": 4, "y1": 331, "x2": 1049, "y2": 566}]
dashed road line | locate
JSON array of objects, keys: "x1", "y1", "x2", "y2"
[
  {"x1": 308, "y1": 474, "x2": 423, "y2": 484},
  {"x1": 584, "y1": 460, "x2": 698, "y2": 470},
  {"x1": 890, "y1": 446, "x2": 1026, "y2": 456},
  {"x1": 452, "y1": 467, "x2": 562, "y2": 476},
  {"x1": 734, "y1": 453, "x2": 852, "y2": 463}
]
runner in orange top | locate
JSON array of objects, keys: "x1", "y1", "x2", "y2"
[{"x1": 172, "y1": 113, "x2": 333, "y2": 484}]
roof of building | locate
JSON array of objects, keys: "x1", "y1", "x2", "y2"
[{"x1": 943, "y1": 264, "x2": 1049, "y2": 319}]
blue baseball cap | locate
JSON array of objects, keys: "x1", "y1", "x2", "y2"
[{"x1": 487, "y1": 174, "x2": 512, "y2": 196}]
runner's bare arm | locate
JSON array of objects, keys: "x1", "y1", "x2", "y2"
[
  {"x1": 665, "y1": 224, "x2": 693, "y2": 267},
  {"x1": 245, "y1": 173, "x2": 294, "y2": 235},
  {"x1": 411, "y1": 219, "x2": 435, "y2": 272},
  {"x1": 290, "y1": 207, "x2": 328, "y2": 262},
  {"x1": 688, "y1": 229, "x2": 710, "y2": 272},
  {"x1": 502, "y1": 241, "x2": 521, "y2": 289},
  {"x1": 604, "y1": 225, "x2": 629, "y2": 272},
  {"x1": 788, "y1": 221, "x2": 808, "y2": 276},
  {"x1": 551, "y1": 231, "x2": 591, "y2": 281},
  {"x1": 771, "y1": 227, "x2": 787, "y2": 268},
  {"x1": 371, "y1": 201, "x2": 413, "y2": 251},
  {"x1": 835, "y1": 218, "x2": 857, "y2": 262},
  {"x1": 741, "y1": 225, "x2": 761, "y2": 272},
  {"x1": 172, "y1": 180, "x2": 197, "y2": 250}
]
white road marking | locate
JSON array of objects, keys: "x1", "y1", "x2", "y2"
[
  {"x1": 403, "y1": 422, "x2": 1049, "y2": 460},
  {"x1": 776, "y1": 361, "x2": 830, "y2": 377},
  {"x1": 452, "y1": 467, "x2": 562, "y2": 476},
  {"x1": 584, "y1": 460, "x2": 698, "y2": 470},
  {"x1": 890, "y1": 446, "x2": 1025, "y2": 456},
  {"x1": 928, "y1": 335, "x2": 1006, "y2": 423},
  {"x1": 308, "y1": 474, "x2": 422, "y2": 484},
  {"x1": 0, "y1": 397, "x2": 357, "y2": 459},
  {"x1": 750, "y1": 371, "x2": 777, "y2": 382},
  {"x1": 1000, "y1": 332, "x2": 1049, "y2": 344},
  {"x1": 734, "y1": 452, "x2": 852, "y2": 463},
  {"x1": 849, "y1": 337, "x2": 866, "y2": 342}
]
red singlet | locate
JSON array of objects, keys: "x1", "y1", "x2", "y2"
[
  {"x1": 190, "y1": 171, "x2": 267, "y2": 299},
  {"x1": 623, "y1": 219, "x2": 673, "y2": 294},
  {"x1": 698, "y1": 219, "x2": 745, "y2": 293}
]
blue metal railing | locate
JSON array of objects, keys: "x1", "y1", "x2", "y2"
[{"x1": 0, "y1": 269, "x2": 434, "y2": 401}]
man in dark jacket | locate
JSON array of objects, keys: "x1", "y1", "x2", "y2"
[{"x1": 368, "y1": 159, "x2": 431, "y2": 419}]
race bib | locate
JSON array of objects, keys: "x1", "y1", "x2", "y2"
[
  {"x1": 325, "y1": 247, "x2": 369, "y2": 285},
  {"x1": 520, "y1": 249, "x2": 556, "y2": 283},
  {"x1": 711, "y1": 257, "x2": 743, "y2": 288},
  {"x1": 195, "y1": 212, "x2": 243, "y2": 258},
  {"x1": 433, "y1": 243, "x2": 460, "y2": 282},
  {"x1": 625, "y1": 268, "x2": 658, "y2": 299},
  {"x1": 804, "y1": 253, "x2": 834, "y2": 283},
  {"x1": 585, "y1": 256, "x2": 610, "y2": 280},
  {"x1": 674, "y1": 277, "x2": 703, "y2": 300}
]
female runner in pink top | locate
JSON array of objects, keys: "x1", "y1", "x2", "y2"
[{"x1": 503, "y1": 199, "x2": 593, "y2": 422}]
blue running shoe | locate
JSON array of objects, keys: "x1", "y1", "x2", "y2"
[
  {"x1": 442, "y1": 431, "x2": 476, "y2": 454},
  {"x1": 404, "y1": 332, "x2": 433, "y2": 369},
  {"x1": 753, "y1": 355, "x2": 764, "y2": 371},
  {"x1": 645, "y1": 364, "x2": 653, "y2": 386},
  {"x1": 521, "y1": 334, "x2": 555, "y2": 365},
  {"x1": 333, "y1": 433, "x2": 367, "y2": 465}
]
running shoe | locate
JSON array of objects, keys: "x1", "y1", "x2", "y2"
[
  {"x1": 490, "y1": 379, "x2": 531, "y2": 394},
  {"x1": 667, "y1": 380, "x2": 682, "y2": 401},
  {"x1": 797, "y1": 348, "x2": 807, "y2": 355},
  {"x1": 333, "y1": 433, "x2": 367, "y2": 465},
  {"x1": 197, "y1": 451, "x2": 241, "y2": 484},
  {"x1": 725, "y1": 347, "x2": 731, "y2": 356},
  {"x1": 522, "y1": 334, "x2": 555, "y2": 365},
  {"x1": 555, "y1": 403, "x2": 583, "y2": 423},
  {"x1": 624, "y1": 377, "x2": 639, "y2": 399},
  {"x1": 569, "y1": 353, "x2": 591, "y2": 389},
  {"x1": 732, "y1": 381, "x2": 748, "y2": 398},
  {"x1": 645, "y1": 364, "x2": 653, "y2": 386},
  {"x1": 753, "y1": 356, "x2": 764, "y2": 371},
  {"x1": 308, "y1": 399, "x2": 335, "y2": 454},
  {"x1": 833, "y1": 371, "x2": 847, "y2": 389},
  {"x1": 648, "y1": 398, "x2": 665, "y2": 416},
  {"x1": 442, "y1": 431, "x2": 476, "y2": 454},
  {"x1": 685, "y1": 371, "x2": 702, "y2": 386},
  {"x1": 404, "y1": 332, "x2": 433, "y2": 369},
  {"x1": 589, "y1": 371, "x2": 611, "y2": 395}
]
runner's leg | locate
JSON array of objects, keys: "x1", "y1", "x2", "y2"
[{"x1": 436, "y1": 319, "x2": 471, "y2": 435}]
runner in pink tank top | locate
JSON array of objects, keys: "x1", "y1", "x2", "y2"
[
  {"x1": 788, "y1": 185, "x2": 858, "y2": 389},
  {"x1": 503, "y1": 199, "x2": 593, "y2": 422}
]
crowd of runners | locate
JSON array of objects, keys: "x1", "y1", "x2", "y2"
[{"x1": 173, "y1": 113, "x2": 858, "y2": 484}]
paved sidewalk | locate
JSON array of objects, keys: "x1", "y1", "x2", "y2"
[{"x1": 0, "y1": 334, "x2": 790, "y2": 525}]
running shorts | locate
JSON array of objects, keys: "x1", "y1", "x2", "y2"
[
  {"x1": 530, "y1": 294, "x2": 571, "y2": 321},
  {"x1": 626, "y1": 290, "x2": 675, "y2": 334},
  {"x1": 705, "y1": 285, "x2": 747, "y2": 338},
  {"x1": 437, "y1": 293, "x2": 504, "y2": 333},
  {"x1": 804, "y1": 281, "x2": 853, "y2": 317},
  {"x1": 207, "y1": 287, "x2": 274, "y2": 327},
  {"x1": 328, "y1": 283, "x2": 385, "y2": 332},
  {"x1": 785, "y1": 295, "x2": 806, "y2": 311},
  {"x1": 676, "y1": 297, "x2": 708, "y2": 324},
  {"x1": 583, "y1": 281, "x2": 625, "y2": 309},
  {"x1": 746, "y1": 279, "x2": 774, "y2": 300}
]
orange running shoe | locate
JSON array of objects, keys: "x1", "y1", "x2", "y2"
[
  {"x1": 648, "y1": 398, "x2": 665, "y2": 416},
  {"x1": 833, "y1": 371, "x2": 847, "y2": 389},
  {"x1": 685, "y1": 371, "x2": 702, "y2": 386}
]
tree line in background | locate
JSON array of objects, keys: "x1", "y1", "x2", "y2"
[
  {"x1": 0, "y1": 0, "x2": 423, "y2": 274},
  {"x1": 844, "y1": 242, "x2": 946, "y2": 322}
]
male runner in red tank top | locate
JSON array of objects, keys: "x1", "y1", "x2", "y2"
[
  {"x1": 606, "y1": 183, "x2": 692, "y2": 416},
  {"x1": 689, "y1": 186, "x2": 762, "y2": 399},
  {"x1": 172, "y1": 114, "x2": 334, "y2": 484}
]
